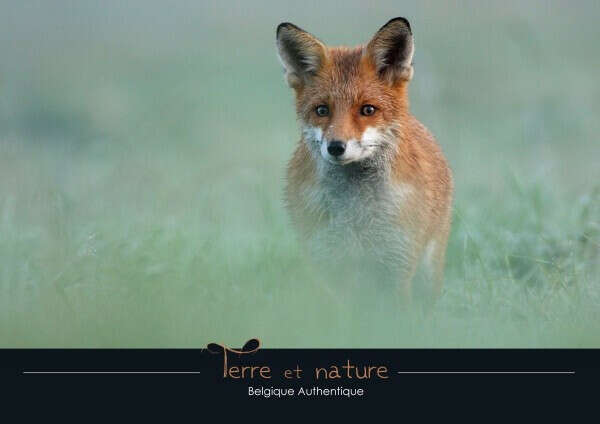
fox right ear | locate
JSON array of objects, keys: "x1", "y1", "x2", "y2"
[
  {"x1": 366, "y1": 17, "x2": 414, "y2": 84},
  {"x1": 276, "y1": 23, "x2": 327, "y2": 88}
]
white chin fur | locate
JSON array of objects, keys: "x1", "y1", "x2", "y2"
[
  {"x1": 303, "y1": 125, "x2": 384, "y2": 165},
  {"x1": 320, "y1": 139, "x2": 368, "y2": 165}
]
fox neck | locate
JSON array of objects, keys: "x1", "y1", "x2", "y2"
[
  {"x1": 316, "y1": 152, "x2": 393, "y2": 192},
  {"x1": 304, "y1": 137, "x2": 400, "y2": 218}
]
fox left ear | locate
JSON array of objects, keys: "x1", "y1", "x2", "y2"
[
  {"x1": 366, "y1": 17, "x2": 414, "y2": 83},
  {"x1": 276, "y1": 22, "x2": 327, "y2": 88}
]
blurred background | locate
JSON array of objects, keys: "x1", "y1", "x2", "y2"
[{"x1": 0, "y1": 0, "x2": 599, "y2": 347}]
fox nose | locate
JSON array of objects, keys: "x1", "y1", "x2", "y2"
[{"x1": 327, "y1": 141, "x2": 346, "y2": 157}]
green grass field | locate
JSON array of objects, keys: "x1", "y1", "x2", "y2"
[{"x1": 1, "y1": 1, "x2": 599, "y2": 347}]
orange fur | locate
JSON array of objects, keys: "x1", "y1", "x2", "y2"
[{"x1": 278, "y1": 19, "x2": 453, "y2": 304}]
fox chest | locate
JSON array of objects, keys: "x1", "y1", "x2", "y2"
[{"x1": 300, "y1": 179, "x2": 413, "y2": 268}]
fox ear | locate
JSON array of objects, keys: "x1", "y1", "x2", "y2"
[
  {"x1": 276, "y1": 23, "x2": 327, "y2": 88},
  {"x1": 366, "y1": 17, "x2": 414, "y2": 83}
]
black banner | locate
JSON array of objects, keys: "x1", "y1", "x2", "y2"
[{"x1": 3, "y1": 344, "x2": 598, "y2": 404}]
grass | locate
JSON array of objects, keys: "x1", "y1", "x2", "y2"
[{"x1": 0, "y1": 1, "x2": 599, "y2": 347}]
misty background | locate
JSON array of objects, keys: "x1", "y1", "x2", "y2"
[{"x1": 0, "y1": 0, "x2": 599, "y2": 346}]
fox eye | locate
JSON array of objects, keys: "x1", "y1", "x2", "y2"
[
  {"x1": 315, "y1": 105, "x2": 329, "y2": 117},
  {"x1": 360, "y1": 104, "x2": 377, "y2": 116}
]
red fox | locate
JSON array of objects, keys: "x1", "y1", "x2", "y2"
[{"x1": 276, "y1": 18, "x2": 453, "y2": 304}]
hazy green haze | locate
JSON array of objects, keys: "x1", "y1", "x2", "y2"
[{"x1": 1, "y1": 0, "x2": 599, "y2": 347}]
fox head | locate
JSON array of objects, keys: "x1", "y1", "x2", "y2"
[{"x1": 276, "y1": 18, "x2": 414, "y2": 166}]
